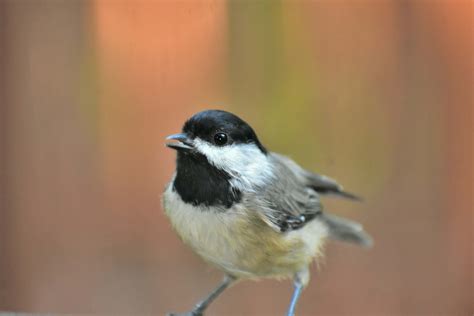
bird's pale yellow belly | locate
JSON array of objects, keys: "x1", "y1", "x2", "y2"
[{"x1": 163, "y1": 186, "x2": 328, "y2": 279}]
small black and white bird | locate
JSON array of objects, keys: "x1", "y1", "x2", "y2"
[{"x1": 163, "y1": 109, "x2": 372, "y2": 316}]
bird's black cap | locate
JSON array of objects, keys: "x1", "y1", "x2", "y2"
[{"x1": 182, "y1": 110, "x2": 267, "y2": 154}]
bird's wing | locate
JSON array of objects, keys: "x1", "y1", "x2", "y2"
[
  {"x1": 304, "y1": 171, "x2": 361, "y2": 201},
  {"x1": 244, "y1": 153, "x2": 323, "y2": 232},
  {"x1": 249, "y1": 153, "x2": 372, "y2": 246},
  {"x1": 269, "y1": 153, "x2": 359, "y2": 200}
]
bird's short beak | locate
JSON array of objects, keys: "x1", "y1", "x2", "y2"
[{"x1": 166, "y1": 133, "x2": 194, "y2": 151}]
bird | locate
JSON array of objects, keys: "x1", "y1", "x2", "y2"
[{"x1": 162, "y1": 109, "x2": 372, "y2": 316}]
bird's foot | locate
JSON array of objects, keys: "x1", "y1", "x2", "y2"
[{"x1": 167, "y1": 311, "x2": 203, "y2": 316}]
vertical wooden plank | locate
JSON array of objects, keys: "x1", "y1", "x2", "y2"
[
  {"x1": 0, "y1": 0, "x2": 94, "y2": 310},
  {"x1": 0, "y1": 0, "x2": 8, "y2": 307}
]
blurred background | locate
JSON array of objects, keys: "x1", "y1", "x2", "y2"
[{"x1": 0, "y1": 0, "x2": 472, "y2": 315}]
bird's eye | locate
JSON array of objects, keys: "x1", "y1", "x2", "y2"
[{"x1": 214, "y1": 132, "x2": 228, "y2": 146}]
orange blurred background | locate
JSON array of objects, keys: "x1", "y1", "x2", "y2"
[{"x1": 0, "y1": 1, "x2": 472, "y2": 315}]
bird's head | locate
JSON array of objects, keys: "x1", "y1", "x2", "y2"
[{"x1": 166, "y1": 110, "x2": 272, "y2": 188}]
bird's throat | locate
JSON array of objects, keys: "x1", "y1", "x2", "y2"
[{"x1": 173, "y1": 152, "x2": 241, "y2": 208}]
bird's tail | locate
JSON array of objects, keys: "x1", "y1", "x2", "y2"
[{"x1": 320, "y1": 213, "x2": 373, "y2": 248}]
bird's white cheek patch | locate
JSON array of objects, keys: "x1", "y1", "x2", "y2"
[{"x1": 193, "y1": 139, "x2": 275, "y2": 190}]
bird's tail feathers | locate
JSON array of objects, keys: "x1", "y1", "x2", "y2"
[{"x1": 320, "y1": 213, "x2": 373, "y2": 248}]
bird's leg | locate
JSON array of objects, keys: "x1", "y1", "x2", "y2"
[
  {"x1": 192, "y1": 275, "x2": 235, "y2": 315},
  {"x1": 286, "y1": 281, "x2": 303, "y2": 316},
  {"x1": 168, "y1": 275, "x2": 236, "y2": 316},
  {"x1": 287, "y1": 270, "x2": 309, "y2": 316}
]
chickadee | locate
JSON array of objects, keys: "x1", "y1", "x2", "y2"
[{"x1": 163, "y1": 110, "x2": 372, "y2": 316}]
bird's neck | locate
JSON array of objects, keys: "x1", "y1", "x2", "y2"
[{"x1": 173, "y1": 152, "x2": 241, "y2": 208}]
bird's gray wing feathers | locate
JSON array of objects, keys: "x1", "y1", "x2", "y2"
[
  {"x1": 319, "y1": 213, "x2": 373, "y2": 247},
  {"x1": 246, "y1": 153, "x2": 323, "y2": 232},
  {"x1": 305, "y1": 172, "x2": 361, "y2": 200},
  {"x1": 248, "y1": 153, "x2": 372, "y2": 247}
]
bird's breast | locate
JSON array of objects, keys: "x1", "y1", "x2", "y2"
[{"x1": 162, "y1": 183, "x2": 327, "y2": 279}]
